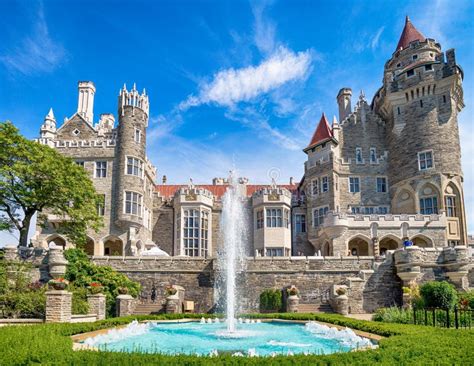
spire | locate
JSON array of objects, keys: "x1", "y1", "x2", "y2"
[
  {"x1": 45, "y1": 108, "x2": 55, "y2": 121},
  {"x1": 332, "y1": 115, "x2": 339, "y2": 128},
  {"x1": 395, "y1": 16, "x2": 425, "y2": 51},
  {"x1": 305, "y1": 113, "x2": 333, "y2": 150}
]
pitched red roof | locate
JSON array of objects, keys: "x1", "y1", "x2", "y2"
[
  {"x1": 305, "y1": 113, "x2": 333, "y2": 150},
  {"x1": 155, "y1": 184, "x2": 298, "y2": 199},
  {"x1": 395, "y1": 16, "x2": 425, "y2": 52}
]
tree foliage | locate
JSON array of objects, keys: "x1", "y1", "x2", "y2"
[
  {"x1": 420, "y1": 281, "x2": 458, "y2": 309},
  {"x1": 0, "y1": 121, "x2": 103, "y2": 247},
  {"x1": 259, "y1": 289, "x2": 282, "y2": 312}
]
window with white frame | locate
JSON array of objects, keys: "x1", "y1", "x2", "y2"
[
  {"x1": 124, "y1": 191, "x2": 142, "y2": 216},
  {"x1": 313, "y1": 206, "x2": 329, "y2": 227},
  {"x1": 126, "y1": 157, "x2": 143, "y2": 177},
  {"x1": 256, "y1": 210, "x2": 264, "y2": 229},
  {"x1": 182, "y1": 208, "x2": 210, "y2": 257},
  {"x1": 95, "y1": 161, "x2": 107, "y2": 178},
  {"x1": 311, "y1": 179, "x2": 319, "y2": 196},
  {"x1": 370, "y1": 148, "x2": 377, "y2": 163},
  {"x1": 376, "y1": 177, "x2": 387, "y2": 193},
  {"x1": 349, "y1": 177, "x2": 360, "y2": 193},
  {"x1": 266, "y1": 208, "x2": 282, "y2": 227},
  {"x1": 294, "y1": 214, "x2": 306, "y2": 233},
  {"x1": 445, "y1": 196, "x2": 456, "y2": 217},
  {"x1": 418, "y1": 151, "x2": 433, "y2": 171},
  {"x1": 134, "y1": 128, "x2": 141, "y2": 143},
  {"x1": 321, "y1": 176, "x2": 329, "y2": 193},
  {"x1": 355, "y1": 148, "x2": 363, "y2": 164},
  {"x1": 419, "y1": 197, "x2": 438, "y2": 214}
]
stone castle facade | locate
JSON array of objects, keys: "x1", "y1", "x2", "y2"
[{"x1": 33, "y1": 17, "x2": 467, "y2": 259}]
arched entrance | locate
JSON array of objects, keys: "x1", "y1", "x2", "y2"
[
  {"x1": 103, "y1": 236, "x2": 123, "y2": 256},
  {"x1": 348, "y1": 236, "x2": 370, "y2": 256},
  {"x1": 47, "y1": 235, "x2": 66, "y2": 249},
  {"x1": 321, "y1": 241, "x2": 332, "y2": 256},
  {"x1": 411, "y1": 235, "x2": 433, "y2": 248},
  {"x1": 84, "y1": 237, "x2": 95, "y2": 255},
  {"x1": 379, "y1": 235, "x2": 401, "y2": 256}
]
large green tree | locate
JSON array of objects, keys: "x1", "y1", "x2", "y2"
[{"x1": 0, "y1": 121, "x2": 103, "y2": 247}]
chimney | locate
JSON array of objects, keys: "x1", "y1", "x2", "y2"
[
  {"x1": 289, "y1": 177, "x2": 294, "y2": 185},
  {"x1": 77, "y1": 81, "x2": 96, "y2": 124},
  {"x1": 162, "y1": 175, "x2": 167, "y2": 184},
  {"x1": 336, "y1": 88, "x2": 352, "y2": 122}
]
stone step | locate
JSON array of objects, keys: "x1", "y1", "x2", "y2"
[{"x1": 297, "y1": 303, "x2": 333, "y2": 313}]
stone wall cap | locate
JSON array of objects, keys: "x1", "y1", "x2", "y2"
[
  {"x1": 46, "y1": 290, "x2": 72, "y2": 295},
  {"x1": 87, "y1": 293, "x2": 106, "y2": 298},
  {"x1": 116, "y1": 294, "x2": 134, "y2": 299}
]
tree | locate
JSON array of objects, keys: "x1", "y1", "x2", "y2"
[{"x1": 0, "y1": 121, "x2": 103, "y2": 247}]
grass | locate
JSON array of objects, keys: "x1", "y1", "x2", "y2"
[{"x1": 0, "y1": 312, "x2": 472, "y2": 365}]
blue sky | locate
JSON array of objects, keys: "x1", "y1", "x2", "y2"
[{"x1": 0, "y1": 0, "x2": 473, "y2": 239}]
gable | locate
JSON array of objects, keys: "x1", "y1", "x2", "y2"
[{"x1": 56, "y1": 113, "x2": 98, "y2": 141}]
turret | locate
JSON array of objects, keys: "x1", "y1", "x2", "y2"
[
  {"x1": 77, "y1": 81, "x2": 96, "y2": 124},
  {"x1": 40, "y1": 108, "x2": 56, "y2": 140},
  {"x1": 337, "y1": 88, "x2": 352, "y2": 122}
]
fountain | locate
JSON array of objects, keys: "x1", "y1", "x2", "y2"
[{"x1": 217, "y1": 171, "x2": 248, "y2": 333}]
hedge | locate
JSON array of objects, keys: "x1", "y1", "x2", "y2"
[{"x1": 0, "y1": 312, "x2": 472, "y2": 365}]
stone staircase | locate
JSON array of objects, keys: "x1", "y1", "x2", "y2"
[
  {"x1": 132, "y1": 303, "x2": 164, "y2": 315},
  {"x1": 297, "y1": 303, "x2": 333, "y2": 313}
]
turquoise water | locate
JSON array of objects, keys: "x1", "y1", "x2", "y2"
[{"x1": 84, "y1": 320, "x2": 375, "y2": 356}]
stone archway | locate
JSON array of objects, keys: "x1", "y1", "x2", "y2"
[
  {"x1": 379, "y1": 235, "x2": 401, "y2": 256},
  {"x1": 103, "y1": 236, "x2": 123, "y2": 256},
  {"x1": 411, "y1": 235, "x2": 433, "y2": 248},
  {"x1": 321, "y1": 241, "x2": 332, "y2": 256},
  {"x1": 46, "y1": 235, "x2": 66, "y2": 249},
  {"x1": 84, "y1": 237, "x2": 95, "y2": 256},
  {"x1": 348, "y1": 235, "x2": 370, "y2": 256}
]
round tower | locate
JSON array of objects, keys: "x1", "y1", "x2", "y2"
[
  {"x1": 113, "y1": 83, "x2": 150, "y2": 233},
  {"x1": 373, "y1": 16, "x2": 466, "y2": 245},
  {"x1": 40, "y1": 108, "x2": 57, "y2": 142}
]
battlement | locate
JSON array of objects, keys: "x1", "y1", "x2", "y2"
[
  {"x1": 118, "y1": 83, "x2": 149, "y2": 117},
  {"x1": 51, "y1": 139, "x2": 117, "y2": 148}
]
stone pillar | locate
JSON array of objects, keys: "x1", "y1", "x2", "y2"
[
  {"x1": 443, "y1": 246, "x2": 470, "y2": 290},
  {"x1": 48, "y1": 248, "x2": 68, "y2": 279},
  {"x1": 3, "y1": 246, "x2": 19, "y2": 286},
  {"x1": 286, "y1": 295, "x2": 299, "y2": 313},
  {"x1": 3, "y1": 245, "x2": 19, "y2": 261},
  {"x1": 165, "y1": 295, "x2": 180, "y2": 314},
  {"x1": 116, "y1": 294, "x2": 136, "y2": 317},
  {"x1": 45, "y1": 290, "x2": 72, "y2": 323},
  {"x1": 393, "y1": 246, "x2": 422, "y2": 286},
  {"x1": 334, "y1": 295, "x2": 349, "y2": 315},
  {"x1": 87, "y1": 294, "x2": 106, "y2": 320}
]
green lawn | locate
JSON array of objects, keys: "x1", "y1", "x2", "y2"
[{"x1": 0, "y1": 313, "x2": 472, "y2": 365}]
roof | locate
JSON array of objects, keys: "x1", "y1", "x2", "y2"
[
  {"x1": 395, "y1": 16, "x2": 425, "y2": 52},
  {"x1": 305, "y1": 113, "x2": 333, "y2": 151},
  {"x1": 155, "y1": 184, "x2": 298, "y2": 199}
]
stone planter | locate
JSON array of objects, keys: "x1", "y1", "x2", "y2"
[
  {"x1": 333, "y1": 295, "x2": 349, "y2": 315},
  {"x1": 116, "y1": 294, "x2": 136, "y2": 317},
  {"x1": 48, "y1": 248, "x2": 68, "y2": 279},
  {"x1": 165, "y1": 294, "x2": 180, "y2": 314},
  {"x1": 48, "y1": 282, "x2": 68, "y2": 291},
  {"x1": 286, "y1": 295, "x2": 299, "y2": 313}
]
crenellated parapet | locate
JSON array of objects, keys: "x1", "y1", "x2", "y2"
[{"x1": 118, "y1": 83, "x2": 149, "y2": 122}]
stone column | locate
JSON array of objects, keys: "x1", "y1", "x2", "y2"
[
  {"x1": 48, "y1": 248, "x2": 68, "y2": 279},
  {"x1": 87, "y1": 294, "x2": 107, "y2": 320},
  {"x1": 165, "y1": 294, "x2": 180, "y2": 314},
  {"x1": 334, "y1": 295, "x2": 349, "y2": 315},
  {"x1": 45, "y1": 290, "x2": 72, "y2": 323},
  {"x1": 3, "y1": 246, "x2": 19, "y2": 286},
  {"x1": 116, "y1": 294, "x2": 136, "y2": 317},
  {"x1": 286, "y1": 295, "x2": 299, "y2": 313}
]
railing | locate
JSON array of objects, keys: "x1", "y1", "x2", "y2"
[{"x1": 412, "y1": 307, "x2": 473, "y2": 329}]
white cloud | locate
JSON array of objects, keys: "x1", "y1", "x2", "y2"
[
  {"x1": 0, "y1": 3, "x2": 66, "y2": 75},
  {"x1": 251, "y1": 0, "x2": 276, "y2": 55},
  {"x1": 371, "y1": 26, "x2": 385, "y2": 49},
  {"x1": 179, "y1": 46, "x2": 312, "y2": 109}
]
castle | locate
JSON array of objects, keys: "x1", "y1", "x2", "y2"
[{"x1": 33, "y1": 17, "x2": 467, "y2": 259}]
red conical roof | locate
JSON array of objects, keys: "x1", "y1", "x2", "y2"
[
  {"x1": 306, "y1": 113, "x2": 333, "y2": 150},
  {"x1": 395, "y1": 16, "x2": 425, "y2": 51}
]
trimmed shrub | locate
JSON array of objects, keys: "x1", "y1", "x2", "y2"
[
  {"x1": 259, "y1": 289, "x2": 282, "y2": 312},
  {"x1": 420, "y1": 281, "x2": 458, "y2": 309},
  {"x1": 71, "y1": 286, "x2": 89, "y2": 315}
]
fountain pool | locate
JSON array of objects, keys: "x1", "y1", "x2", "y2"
[{"x1": 81, "y1": 320, "x2": 376, "y2": 356}]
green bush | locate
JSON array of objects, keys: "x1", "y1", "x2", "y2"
[
  {"x1": 0, "y1": 313, "x2": 473, "y2": 365},
  {"x1": 71, "y1": 286, "x2": 90, "y2": 315},
  {"x1": 420, "y1": 281, "x2": 458, "y2": 309},
  {"x1": 64, "y1": 248, "x2": 140, "y2": 317},
  {"x1": 458, "y1": 290, "x2": 474, "y2": 309},
  {"x1": 259, "y1": 289, "x2": 282, "y2": 312},
  {"x1": 372, "y1": 307, "x2": 412, "y2": 324}
]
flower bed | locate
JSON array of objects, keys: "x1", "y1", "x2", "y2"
[{"x1": 0, "y1": 313, "x2": 472, "y2": 364}]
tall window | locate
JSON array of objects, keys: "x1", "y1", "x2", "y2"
[
  {"x1": 349, "y1": 177, "x2": 360, "y2": 193},
  {"x1": 370, "y1": 148, "x2": 377, "y2": 163},
  {"x1": 376, "y1": 177, "x2": 387, "y2": 193},
  {"x1": 126, "y1": 157, "x2": 143, "y2": 177},
  {"x1": 183, "y1": 209, "x2": 210, "y2": 257},
  {"x1": 124, "y1": 191, "x2": 142, "y2": 216},
  {"x1": 418, "y1": 151, "x2": 433, "y2": 171},
  {"x1": 95, "y1": 161, "x2": 107, "y2": 178},
  {"x1": 294, "y1": 214, "x2": 306, "y2": 233},
  {"x1": 134, "y1": 128, "x2": 141, "y2": 143},
  {"x1": 311, "y1": 179, "x2": 319, "y2": 196},
  {"x1": 97, "y1": 194, "x2": 105, "y2": 216},
  {"x1": 419, "y1": 197, "x2": 438, "y2": 214},
  {"x1": 321, "y1": 176, "x2": 329, "y2": 193},
  {"x1": 313, "y1": 206, "x2": 329, "y2": 227},
  {"x1": 355, "y1": 148, "x2": 363, "y2": 164},
  {"x1": 183, "y1": 209, "x2": 199, "y2": 256},
  {"x1": 256, "y1": 210, "x2": 264, "y2": 229},
  {"x1": 266, "y1": 208, "x2": 282, "y2": 227},
  {"x1": 445, "y1": 196, "x2": 456, "y2": 217}
]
